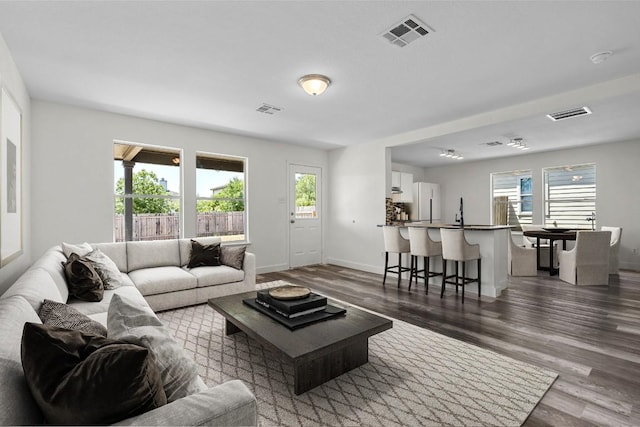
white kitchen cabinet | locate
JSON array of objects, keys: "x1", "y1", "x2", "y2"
[{"x1": 391, "y1": 171, "x2": 413, "y2": 202}]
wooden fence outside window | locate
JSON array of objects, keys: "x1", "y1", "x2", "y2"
[{"x1": 114, "y1": 212, "x2": 244, "y2": 242}]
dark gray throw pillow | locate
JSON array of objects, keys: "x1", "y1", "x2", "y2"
[
  {"x1": 221, "y1": 245, "x2": 247, "y2": 270},
  {"x1": 62, "y1": 253, "x2": 104, "y2": 301},
  {"x1": 38, "y1": 299, "x2": 107, "y2": 337},
  {"x1": 187, "y1": 239, "x2": 221, "y2": 268},
  {"x1": 21, "y1": 323, "x2": 167, "y2": 425}
]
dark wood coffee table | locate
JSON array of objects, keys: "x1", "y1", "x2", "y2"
[{"x1": 208, "y1": 290, "x2": 393, "y2": 394}]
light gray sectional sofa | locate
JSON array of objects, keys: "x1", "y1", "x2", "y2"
[{"x1": 0, "y1": 236, "x2": 258, "y2": 426}]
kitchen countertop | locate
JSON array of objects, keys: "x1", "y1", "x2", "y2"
[{"x1": 380, "y1": 222, "x2": 512, "y2": 230}]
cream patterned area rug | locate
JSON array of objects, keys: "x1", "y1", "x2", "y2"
[{"x1": 158, "y1": 281, "x2": 557, "y2": 426}]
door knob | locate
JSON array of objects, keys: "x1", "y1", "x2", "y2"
[{"x1": 290, "y1": 220, "x2": 295, "y2": 224}]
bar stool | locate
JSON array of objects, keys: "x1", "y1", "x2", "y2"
[
  {"x1": 407, "y1": 227, "x2": 442, "y2": 294},
  {"x1": 440, "y1": 228, "x2": 481, "y2": 304},
  {"x1": 382, "y1": 226, "x2": 411, "y2": 287}
]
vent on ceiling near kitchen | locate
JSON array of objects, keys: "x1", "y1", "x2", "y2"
[
  {"x1": 482, "y1": 141, "x2": 503, "y2": 147},
  {"x1": 546, "y1": 106, "x2": 592, "y2": 121},
  {"x1": 256, "y1": 103, "x2": 282, "y2": 115},
  {"x1": 381, "y1": 14, "x2": 434, "y2": 48}
]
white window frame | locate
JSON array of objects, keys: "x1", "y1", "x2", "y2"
[{"x1": 195, "y1": 152, "x2": 248, "y2": 243}]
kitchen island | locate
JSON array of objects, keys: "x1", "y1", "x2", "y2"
[{"x1": 383, "y1": 222, "x2": 511, "y2": 298}]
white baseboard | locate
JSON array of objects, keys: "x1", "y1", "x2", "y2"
[
  {"x1": 256, "y1": 263, "x2": 288, "y2": 274},
  {"x1": 620, "y1": 261, "x2": 640, "y2": 272},
  {"x1": 324, "y1": 258, "x2": 383, "y2": 275}
]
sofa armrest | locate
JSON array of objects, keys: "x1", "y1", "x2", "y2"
[
  {"x1": 113, "y1": 380, "x2": 257, "y2": 426},
  {"x1": 243, "y1": 252, "x2": 256, "y2": 289}
]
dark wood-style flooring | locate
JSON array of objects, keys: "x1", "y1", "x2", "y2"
[{"x1": 257, "y1": 265, "x2": 640, "y2": 426}]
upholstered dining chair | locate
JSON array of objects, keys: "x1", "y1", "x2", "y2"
[
  {"x1": 520, "y1": 224, "x2": 558, "y2": 268},
  {"x1": 600, "y1": 226, "x2": 622, "y2": 274},
  {"x1": 382, "y1": 226, "x2": 411, "y2": 287},
  {"x1": 407, "y1": 227, "x2": 442, "y2": 294},
  {"x1": 440, "y1": 228, "x2": 481, "y2": 304},
  {"x1": 558, "y1": 230, "x2": 611, "y2": 286},
  {"x1": 508, "y1": 229, "x2": 537, "y2": 276}
]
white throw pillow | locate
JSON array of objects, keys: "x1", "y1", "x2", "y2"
[
  {"x1": 61, "y1": 242, "x2": 92, "y2": 258},
  {"x1": 107, "y1": 295, "x2": 206, "y2": 402},
  {"x1": 84, "y1": 249, "x2": 123, "y2": 289}
]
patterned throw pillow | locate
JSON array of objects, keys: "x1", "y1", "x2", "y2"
[
  {"x1": 38, "y1": 299, "x2": 107, "y2": 337},
  {"x1": 187, "y1": 239, "x2": 221, "y2": 268},
  {"x1": 61, "y1": 253, "x2": 104, "y2": 302},
  {"x1": 84, "y1": 249, "x2": 123, "y2": 289},
  {"x1": 221, "y1": 246, "x2": 247, "y2": 270}
]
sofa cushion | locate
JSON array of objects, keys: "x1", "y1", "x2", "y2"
[
  {"x1": 179, "y1": 236, "x2": 222, "y2": 266},
  {"x1": 69, "y1": 286, "x2": 151, "y2": 317},
  {"x1": 31, "y1": 247, "x2": 70, "y2": 302},
  {"x1": 21, "y1": 323, "x2": 167, "y2": 425},
  {"x1": 187, "y1": 265, "x2": 245, "y2": 288},
  {"x1": 61, "y1": 241, "x2": 93, "y2": 258},
  {"x1": 38, "y1": 299, "x2": 107, "y2": 337},
  {"x1": 1, "y1": 268, "x2": 64, "y2": 311},
  {"x1": 127, "y1": 240, "x2": 181, "y2": 271},
  {"x1": 108, "y1": 295, "x2": 207, "y2": 402},
  {"x1": 187, "y1": 239, "x2": 221, "y2": 268},
  {"x1": 129, "y1": 266, "x2": 197, "y2": 296},
  {"x1": 84, "y1": 248, "x2": 123, "y2": 289},
  {"x1": 62, "y1": 253, "x2": 104, "y2": 302},
  {"x1": 221, "y1": 245, "x2": 247, "y2": 270},
  {"x1": 92, "y1": 242, "x2": 128, "y2": 272},
  {"x1": 0, "y1": 357, "x2": 46, "y2": 425},
  {"x1": 0, "y1": 296, "x2": 44, "y2": 425}
]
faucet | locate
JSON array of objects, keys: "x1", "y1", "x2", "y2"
[
  {"x1": 586, "y1": 212, "x2": 596, "y2": 230},
  {"x1": 455, "y1": 197, "x2": 464, "y2": 228}
]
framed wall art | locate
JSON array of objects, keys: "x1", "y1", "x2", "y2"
[{"x1": 1, "y1": 87, "x2": 23, "y2": 267}]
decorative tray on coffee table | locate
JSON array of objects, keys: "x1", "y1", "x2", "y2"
[{"x1": 268, "y1": 285, "x2": 311, "y2": 300}]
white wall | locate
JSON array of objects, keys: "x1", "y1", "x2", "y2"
[
  {"x1": 31, "y1": 101, "x2": 328, "y2": 274},
  {"x1": 0, "y1": 34, "x2": 31, "y2": 295},
  {"x1": 325, "y1": 142, "x2": 389, "y2": 273},
  {"x1": 422, "y1": 140, "x2": 640, "y2": 270}
]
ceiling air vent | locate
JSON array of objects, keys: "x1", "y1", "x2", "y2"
[
  {"x1": 381, "y1": 14, "x2": 434, "y2": 47},
  {"x1": 546, "y1": 106, "x2": 592, "y2": 121},
  {"x1": 256, "y1": 103, "x2": 282, "y2": 115},
  {"x1": 482, "y1": 141, "x2": 503, "y2": 147}
]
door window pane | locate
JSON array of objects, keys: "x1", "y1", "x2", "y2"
[{"x1": 295, "y1": 173, "x2": 317, "y2": 219}]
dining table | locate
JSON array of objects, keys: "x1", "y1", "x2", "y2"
[{"x1": 522, "y1": 229, "x2": 579, "y2": 276}]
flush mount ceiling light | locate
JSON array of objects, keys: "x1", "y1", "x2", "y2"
[
  {"x1": 507, "y1": 137, "x2": 530, "y2": 151},
  {"x1": 297, "y1": 74, "x2": 331, "y2": 96},
  {"x1": 439, "y1": 149, "x2": 463, "y2": 160},
  {"x1": 590, "y1": 51, "x2": 612, "y2": 64}
]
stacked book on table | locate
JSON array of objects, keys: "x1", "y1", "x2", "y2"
[
  {"x1": 244, "y1": 288, "x2": 346, "y2": 330},
  {"x1": 255, "y1": 289, "x2": 327, "y2": 319}
]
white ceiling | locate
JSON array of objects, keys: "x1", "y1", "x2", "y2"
[{"x1": 1, "y1": 1, "x2": 639, "y2": 167}]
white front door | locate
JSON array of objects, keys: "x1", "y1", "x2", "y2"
[{"x1": 289, "y1": 164, "x2": 322, "y2": 268}]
